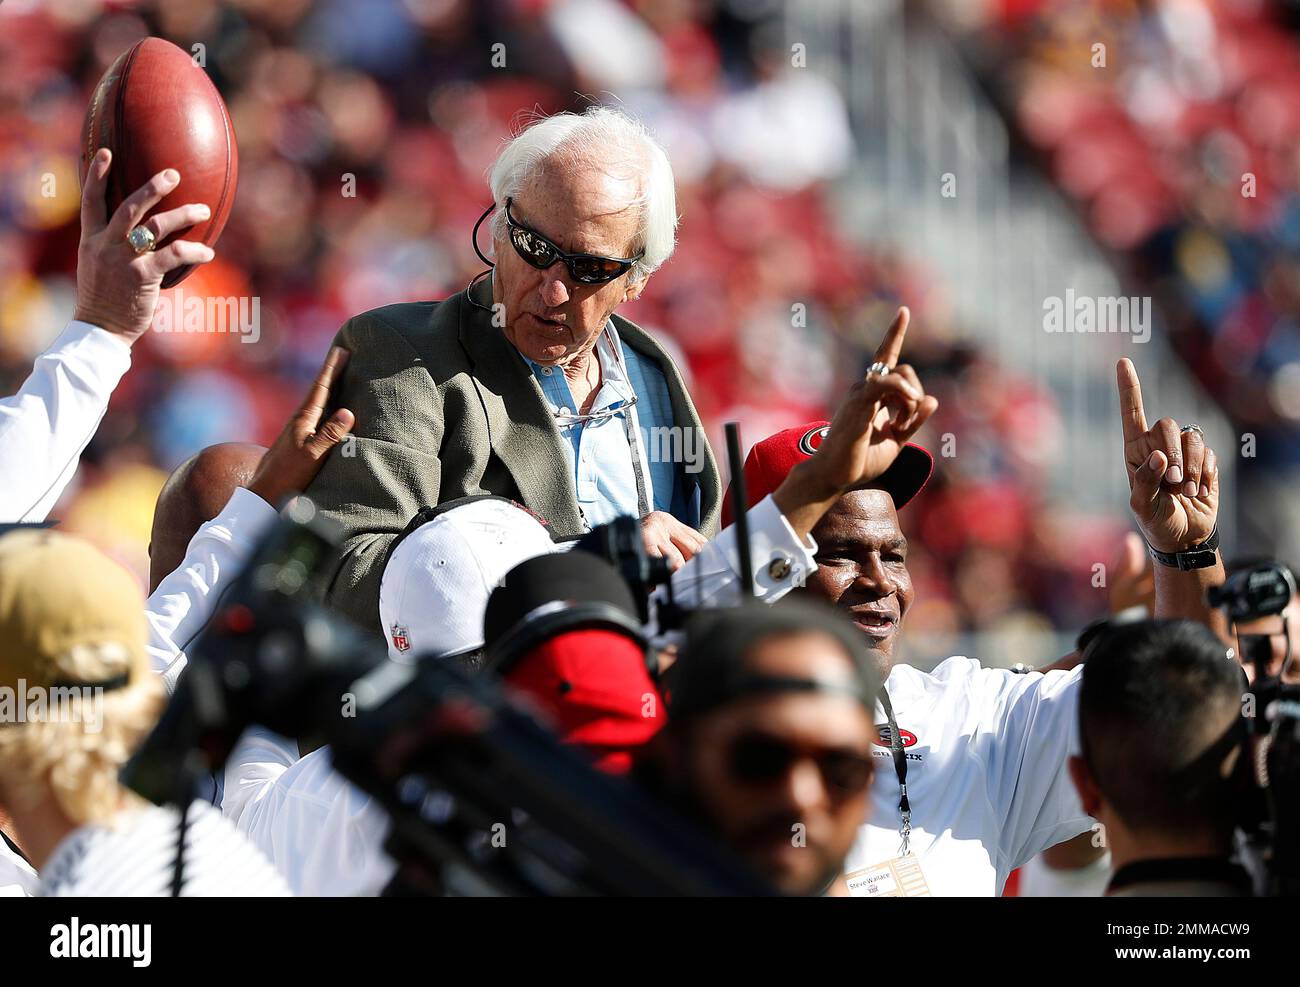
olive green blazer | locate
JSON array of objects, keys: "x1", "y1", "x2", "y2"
[{"x1": 304, "y1": 276, "x2": 720, "y2": 630}]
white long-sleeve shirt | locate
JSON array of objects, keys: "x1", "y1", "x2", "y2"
[
  {"x1": 221, "y1": 729, "x2": 395, "y2": 897},
  {"x1": 0, "y1": 319, "x2": 130, "y2": 896},
  {"x1": 0, "y1": 321, "x2": 131, "y2": 523},
  {"x1": 146, "y1": 486, "x2": 281, "y2": 693}
]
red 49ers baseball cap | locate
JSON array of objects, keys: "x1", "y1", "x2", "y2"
[
  {"x1": 484, "y1": 551, "x2": 663, "y2": 775},
  {"x1": 503, "y1": 628, "x2": 664, "y2": 776},
  {"x1": 721, "y1": 421, "x2": 934, "y2": 528}
]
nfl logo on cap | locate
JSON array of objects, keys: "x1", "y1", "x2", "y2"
[{"x1": 390, "y1": 623, "x2": 411, "y2": 653}]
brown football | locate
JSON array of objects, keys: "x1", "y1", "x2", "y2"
[{"x1": 80, "y1": 37, "x2": 239, "y2": 288}]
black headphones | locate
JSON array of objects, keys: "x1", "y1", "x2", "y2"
[
  {"x1": 485, "y1": 598, "x2": 649, "y2": 678},
  {"x1": 480, "y1": 548, "x2": 657, "y2": 681}
]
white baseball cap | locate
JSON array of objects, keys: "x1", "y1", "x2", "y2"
[{"x1": 378, "y1": 497, "x2": 558, "y2": 661}]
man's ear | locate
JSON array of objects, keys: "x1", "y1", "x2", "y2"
[
  {"x1": 1068, "y1": 755, "x2": 1102, "y2": 818},
  {"x1": 623, "y1": 275, "x2": 649, "y2": 304}
]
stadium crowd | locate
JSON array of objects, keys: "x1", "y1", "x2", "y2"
[
  {"x1": 2, "y1": 78, "x2": 1292, "y2": 898},
  {"x1": 955, "y1": 0, "x2": 1300, "y2": 548},
  {"x1": 0, "y1": 0, "x2": 1119, "y2": 662}
]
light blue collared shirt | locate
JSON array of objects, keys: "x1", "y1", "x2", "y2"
[{"x1": 521, "y1": 324, "x2": 679, "y2": 529}]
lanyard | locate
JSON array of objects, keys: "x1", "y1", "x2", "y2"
[
  {"x1": 621, "y1": 408, "x2": 651, "y2": 520},
  {"x1": 877, "y1": 686, "x2": 912, "y2": 856},
  {"x1": 562, "y1": 327, "x2": 651, "y2": 523},
  {"x1": 600, "y1": 326, "x2": 651, "y2": 520}
]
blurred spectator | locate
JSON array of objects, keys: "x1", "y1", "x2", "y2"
[{"x1": 952, "y1": 0, "x2": 1300, "y2": 553}]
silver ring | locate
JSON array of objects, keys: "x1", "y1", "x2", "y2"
[
  {"x1": 1180, "y1": 423, "x2": 1204, "y2": 436},
  {"x1": 127, "y1": 225, "x2": 157, "y2": 254},
  {"x1": 867, "y1": 361, "x2": 891, "y2": 378}
]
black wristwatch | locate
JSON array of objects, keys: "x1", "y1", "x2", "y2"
[{"x1": 1145, "y1": 525, "x2": 1220, "y2": 571}]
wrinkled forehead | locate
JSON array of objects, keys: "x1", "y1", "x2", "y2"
[
  {"x1": 512, "y1": 161, "x2": 642, "y2": 245},
  {"x1": 814, "y1": 488, "x2": 903, "y2": 546}
]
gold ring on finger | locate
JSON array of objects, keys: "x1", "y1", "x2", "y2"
[{"x1": 127, "y1": 225, "x2": 157, "y2": 254}]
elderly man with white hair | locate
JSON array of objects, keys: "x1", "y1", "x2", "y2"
[{"x1": 305, "y1": 107, "x2": 720, "y2": 633}]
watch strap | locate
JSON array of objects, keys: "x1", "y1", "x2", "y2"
[{"x1": 1146, "y1": 525, "x2": 1220, "y2": 571}]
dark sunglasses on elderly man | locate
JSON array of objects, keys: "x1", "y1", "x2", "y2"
[{"x1": 503, "y1": 197, "x2": 644, "y2": 285}]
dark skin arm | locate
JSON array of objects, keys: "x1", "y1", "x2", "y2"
[
  {"x1": 1114, "y1": 358, "x2": 1229, "y2": 641},
  {"x1": 1040, "y1": 829, "x2": 1105, "y2": 872},
  {"x1": 1039, "y1": 359, "x2": 1229, "y2": 676},
  {"x1": 247, "y1": 346, "x2": 355, "y2": 509},
  {"x1": 773, "y1": 307, "x2": 939, "y2": 539}
]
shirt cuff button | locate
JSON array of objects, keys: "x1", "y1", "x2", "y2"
[{"x1": 767, "y1": 554, "x2": 792, "y2": 581}]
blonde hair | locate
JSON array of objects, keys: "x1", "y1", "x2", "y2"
[{"x1": 0, "y1": 673, "x2": 163, "y2": 827}]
